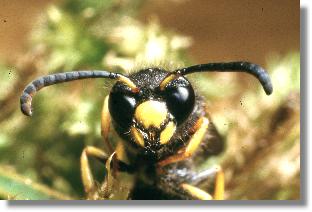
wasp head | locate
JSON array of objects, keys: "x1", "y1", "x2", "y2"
[{"x1": 108, "y1": 68, "x2": 195, "y2": 156}]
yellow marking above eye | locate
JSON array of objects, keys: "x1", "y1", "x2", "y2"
[
  {"x1": 117, "y1": 75, "x2": 139, "y2": 93},
  {"x1": 131, "y1": 127, "x2": 145, "y2": 147},
  {"x1": 160, "y1": 121, "x2": 176, "y2": 145},
  {"x1": 134, "y1": 100, "x2": 168, "y2": 129},
  {"x1": 159, "y1": 74, "x2": 177, "y2": 91}
]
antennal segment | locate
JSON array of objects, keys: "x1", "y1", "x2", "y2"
[
  {"x1": 176, "y1": 62, "x2": 273, "y2": 95},
  {"x1": 20, "y1": 70, "x2": 137, "y2": 116}
]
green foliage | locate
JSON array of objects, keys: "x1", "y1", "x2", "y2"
[{"x1": 0, "y1": 166, "x2": 72, "y2": 200}]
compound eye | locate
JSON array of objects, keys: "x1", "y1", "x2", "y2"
[
  {"x1": 164, "y1": 83, "x2": 195, "y2": 125},
  {"x1": 109, "y1": 89, "x2": 136, "y2": 129}
]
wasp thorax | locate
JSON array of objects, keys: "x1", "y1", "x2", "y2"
[{"x1": 131, "y1": 100, "x2": 176, "y2": 148}]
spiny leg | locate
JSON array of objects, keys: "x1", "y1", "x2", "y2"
[{"x1": 80, "y1": 146, "x2": 108, "y2": 198}]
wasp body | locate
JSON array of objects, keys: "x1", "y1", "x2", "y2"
[{"x1": 20, "y1": 62, "x2": 272, "y2": 200}]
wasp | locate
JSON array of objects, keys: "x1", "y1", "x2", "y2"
[{"x1": 20, "y1": 61, "x2": 272, "y2": 200}]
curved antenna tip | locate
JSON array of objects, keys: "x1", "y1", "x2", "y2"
[
  {"x1": 265, "y1": 87, "x2": 273, "y2": 95},
  {"x1": 263, "y1": 80, "x2": 273, "y2": 95},
  {"x1": 21, "y1": 103, "x2": 33, "y2": 117}
]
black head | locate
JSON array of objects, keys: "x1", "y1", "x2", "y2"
[{"x1": 108, "y1": 68, "x2": 195, "y2": 154}]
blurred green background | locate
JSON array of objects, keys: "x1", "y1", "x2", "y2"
[{"x1": 0, "y1": 0, "x2": 299, "y2": 200}]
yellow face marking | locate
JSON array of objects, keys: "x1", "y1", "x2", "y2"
[
  {"x1": 181, "y1": 183, "x2": 213, "y2": 200},
  {"x1": 159, "y1": 74, "x2": 177, "y2": 91},
  {"x1": 134, "y1": 100, "x2": 168, "y2": 129},
  {"x1": 131, "y1": 127, "x2": 145, "y2": 147},
  {"x1": 160, "y1": 121, "x2": 176, "y2": 145}
]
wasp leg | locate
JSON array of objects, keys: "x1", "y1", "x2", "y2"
[
  {"x1": 180, "y1": 168, "x2": 224, "y2": 201},
  {"x1": 80, "y1": 146, "x2": 108, "y2": 198},
  {"x1": 100, "y1": 152, "x2": 117, "y2": 199},
  {"x1": 156, "y1": 163, "x2": 213, "y2": 200},
  {"x1": 156, "y1": 162, "x2": 224, "y2": 200},
  {"x1": 81, "y1": 145, "x2": 134, "y2": 195},
  {"x1": 213, "y1": 165, "x2": 224, "y2": 200},
  {"x1": 190, "y1": 165, "x2": 224, "y2": 200},
  {"x1": 180, "y1": 183, "x2": 213, "y2": 200},
  {"x1": 158, "y1": 117, "x2": 209, "y2": 167},
  {"x1": 101, "y1": 95, "x2": 114, "y2": 154}
]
